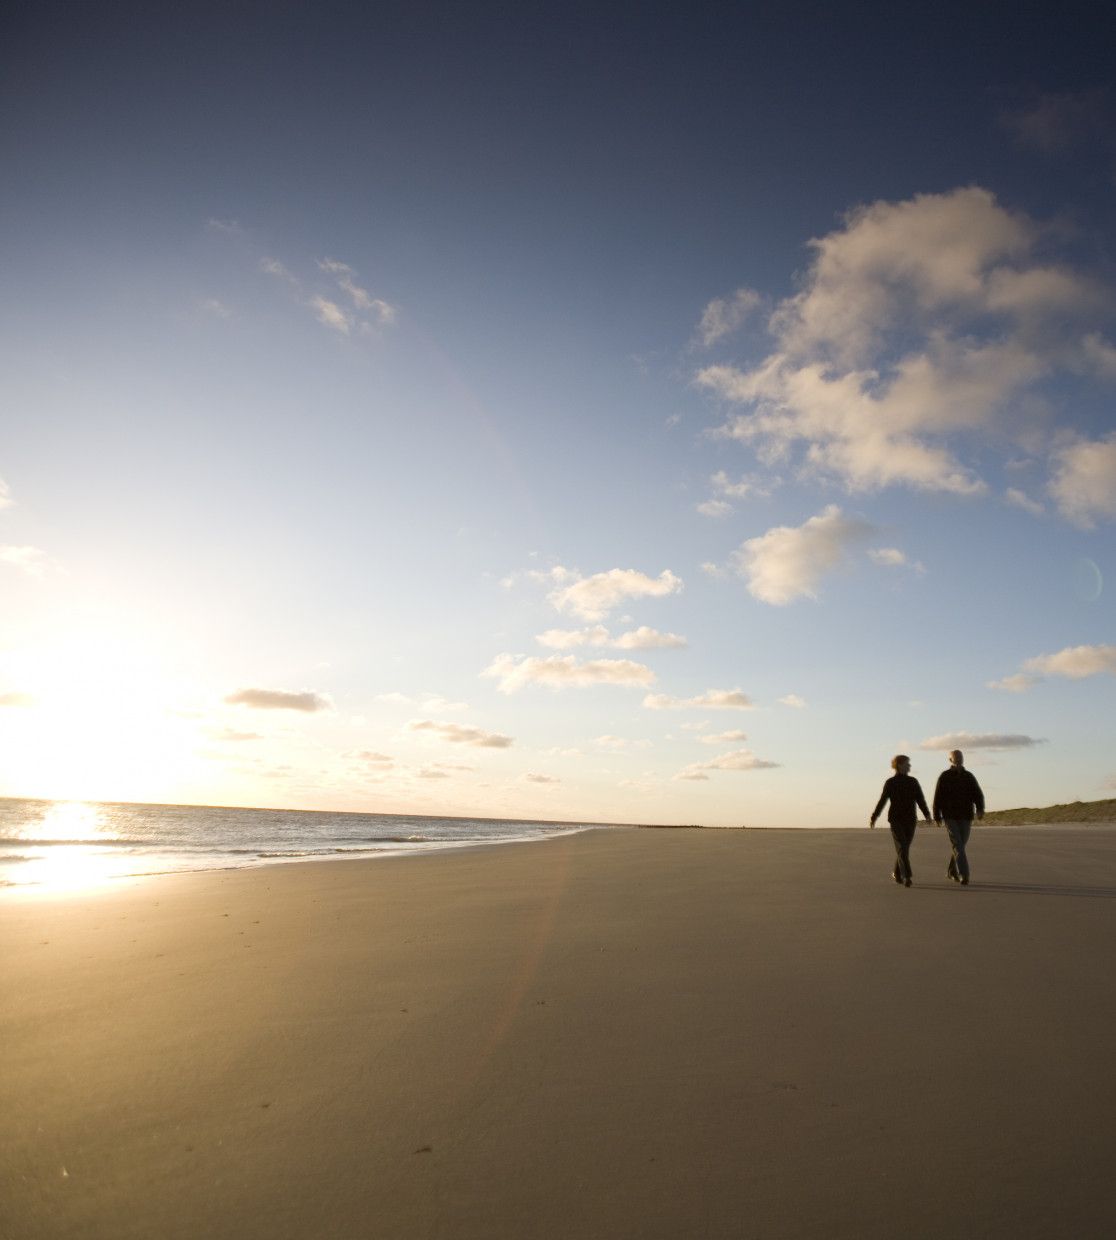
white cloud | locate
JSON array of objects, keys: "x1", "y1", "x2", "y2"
[
  {"x1": 547, "y1": 567, "x2": 683, "y2": 621},
  {"x1": 260, "y1": 256, "x2": 298, "y2": 285},
  {"x1": 778, "y1": 694, "x2": 807, "y2": 708},
  {"x1": 349, "y1": 750, "x2": 395, "y2": 768},
  {"x1": 1048, "y1": 434, "x2": 1116, "y2": 527},
  {"x1": 696, "y1": 187, "x2": 1110, "y2": 496},
  {"x1": 986, "y1": 673, "x2": 1040, "y2": 693},
  {"x1": 225, "y1": 688, "x2": 332, "y2": 712},
  {"x1": 868, "y1": 547, "x2": 907, "y2": 568},
  {"x1": 612, "y1": 626, "x2": 687, "y2": 650},
  {"x1": 406, "y1": 719, "x2": 513, "y2": 748},
  {"x1": 675, "y1": 747, "x2": 780, "y2": 779},
  {"x1": 696, "y1": 499, "x2": 733, "y2": 518},
  {"x1": 319, "y1": 258, "x2": 397, "y2": 327},
  {"x1": 309, "y1": 295, "x2": 351, "y2": 335},
  {"x1": 697, "y1": 730, "x2": 750, "y2": 745},
  {"x1": 711, "y1": 470, "x2": 770, "y2": 500},
  {"x1": 0, "y1": 691, "x2": 34, "y2": 707},
  {"x1": 207, "y1": 217, "x2": 241, "y2": 234},
  {"x1": 919, "y1": 732, "x2": 1046, "y2": 751},
  {"x1": 1004, "y1": 487, "x2": 1045, "y2": 516},
  {"x1": 694, "y1": 288, "x2": 762, "y2": 348},
  {"x1": 1024, "y1": 644, "x2": 1116, "y2": 679},
  {"x1": 483, "y1": 654, "x2": 655, "y2": 693},
  {"x1": 524, "y1": 772, "x2": 560, "y2": 784},
  {"x1": 374, "y1": 692, "x2": 469, "y2": 712},
  {"x1": 0, "y1": 478, "x2": 11, "y2": 508},
  {"x1": 700, "y1": 561, "x2": 727, "y2": 578},
  {"x1": 643, "y1": 688, "x2": 754, "y2": 710},
  {"x1": 733, "y1": 505, "x2": 873, "y2": 604}
]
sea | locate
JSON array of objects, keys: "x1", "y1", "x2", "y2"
[{"x1": 0, "y1": 798, "x2": 609, "y2": 890}]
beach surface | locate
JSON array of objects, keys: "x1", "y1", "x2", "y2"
[{"x1": 4, "y1": 825, "x2": 1116, "y2": 1239}]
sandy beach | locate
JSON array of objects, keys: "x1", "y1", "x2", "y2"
[{"x1": 4, "y1": 824, "x2": 1116, "y2": 1239}]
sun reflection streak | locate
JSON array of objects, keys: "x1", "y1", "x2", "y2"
[{"x1": 5, "y1": 802, "x2": 133, "y2": 892}]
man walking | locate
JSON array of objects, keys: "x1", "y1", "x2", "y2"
[{"x1": 933, "y1": 749, "x2": 984, "y2": 885}]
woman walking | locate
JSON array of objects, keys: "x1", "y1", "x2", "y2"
[{"x1": 870, "y1": 754, "x2": 932, "y2": 886}]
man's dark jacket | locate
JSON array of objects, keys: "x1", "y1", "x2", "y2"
[{"x1": 933, "y1": 767, "x2": 985, "y2": 822}]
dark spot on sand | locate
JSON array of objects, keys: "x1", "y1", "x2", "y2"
[
  {"x1": 414, "y1": 1146, "x2": 433, "y2": 1155},
  {"x1": 260, "y1": 1102, "x2": 271, "y2": 1109}
]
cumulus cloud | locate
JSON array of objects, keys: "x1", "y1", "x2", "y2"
[
  {"x1": 406, "y1": 719, "x2": 514, "y2": 748},
  {"x1": 1048, "y1": 434, "x2": 1116, "y2": 527},
  {"x1": 545, "y1": 567, "x2": 683, "y2": 621},
  {"x1": 696, "y1": 187, "x2": 1113, "y2": 496},
  {"x1": 868, "y1": 547, "x2": 907, "y2": 568},
  {"x1": 1024, "y1": 644, "x2": 1116, "y2": 679},
  {"x1": 675, "y1": 747, "x2": 780, "y2": 780},
  {"x1": 225, "y1": 688, "x2": 331, "y2": 712},
  {"x1": 732, "y1": 506, "x2": 873, "y2": 604},
  {"x1": 696, "y1": 499, "x2": 733, "y2": 518},
  {"x1": 483, "y1": 654, "x2": 655, "y2": 693},
  {"x1": 643, "y1": 688, "x2": 754, "y2": 710},
  {"x1": 536, "y1": 625, "x2": 686, "y2": 650},
  {"x1": 695, "y1": 287, "x2": 762, "y2": 348},
  {"x1": 919, "y1": 732, "x2": 1046, "y2": 752},
  {"x1": 697, "y1": 730, "x2": 750, "y2": 745},
  {"x1": 988, "y1": 643, "x2": 1116, "y2": 692},
  {"x1": 778, "y1": 694, "x2": 807, "y2": 708}
]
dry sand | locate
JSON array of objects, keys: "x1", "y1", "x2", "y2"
[{"x1": 4, "y1": 825, "x2": 1116, "y2": 1240}]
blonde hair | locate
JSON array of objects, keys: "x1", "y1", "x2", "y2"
[{"x1": 891, "y1": 754, "x2": 910, "y2": 771}]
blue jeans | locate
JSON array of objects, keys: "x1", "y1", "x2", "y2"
[{"x1": 943, "y1": 819, "x2": 972, "y2": 881}]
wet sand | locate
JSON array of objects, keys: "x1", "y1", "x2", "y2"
[{"x1": 4, "y1": 825, "x2": 1116, "y2": 1239}]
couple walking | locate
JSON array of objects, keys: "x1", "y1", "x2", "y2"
[{"x1": 869, "y1": 750, "x2": 985, "y2": 887}]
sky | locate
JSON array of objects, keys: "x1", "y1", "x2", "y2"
[{"x1": 1, "y1": 0, "x2": 1114, "y2": 826}]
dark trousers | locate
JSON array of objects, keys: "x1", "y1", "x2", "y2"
[
  {"x1": 890, "y1": 821, "x2": 916, "y2": 881},
  {"x1": 944, "y1": 818, "x2": 972, "y2": 881}
]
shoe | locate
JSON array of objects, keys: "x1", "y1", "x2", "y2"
[
  {"x1": 904, "y1": 877, "x2": 912, "y2": 887},
  {"x1": 959, "y1": 877, "x2": 969, "y2": 886},
  {"x1": 892, "y1": 873, "x2": 904, "y2": 885}
]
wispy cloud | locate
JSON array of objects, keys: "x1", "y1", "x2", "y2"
[
  {"x1": 483, "y1": 654, "x2": 654, "y2": 693},
  {"x1": 643, "y1": 688, "x2": 753, "y2": 710},
  {"x1": 697, "y1": 729, "x2": 750, "y2": 745},
  {"x1": 695, "y1": 187, "x2": 1114, "y2": 497},
  {"x1": 696, "y1": 499, "x2": 733, "y2": 519},
  {"x1": 406, "y1": 719, "x2": 514, "y2": 748},
  {"x1": 523, "y1": 772, "x2": 560, "y2": 784},
  {"x1": 732, "y1": 506, "x2": 873, "y2": 604},
  {"x1": 1000, "y1": 89, "x2": 1112, "y2": 155},
  {"x1": 1004, "y1": 487, "x2": 1045, "y2": 516},
  {"x1": 778, "y1": 694, "x2": 807, "y2": 708},
  {"x1": 0, "y1": 478, "x2": 11, "y2": 509},
  {"x1": 318, "y1": 258, "x2": 396, "y2": 325},
  {"x1": 260, "y1": 256, "x2": 299, "y2": 286},
  {"x1": 374, "y1": 692, "x2": 470, "y2": 713},
  {"x1": 535, "y1": 624, "x2": 686, "y2": 650},
  {"x1": 675, "y1": 747, "x2": 779, "y2": 779},
  {"x1": 694, "y1": 288, "x2": 762, "y2": 348},
  {"x1": 310, "y1": 295, "x2": 351, "y2": 335},
  {"x1": 207, "y1": 217, "x2": 242, "y2": 235},
  {"x1": 225, "y1": 688, "x2": 332, "y2": 712},
  {"x1": 919, "y1": 732, "x2": 1046, "y2": 751},
  {"x1": 0, "y1": 545, "x2": 53, "y2": 578},
  {"x1": 200, "y1": 297, "x2": 233, "y2": 319}
]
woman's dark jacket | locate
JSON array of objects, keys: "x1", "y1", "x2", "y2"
[{"x1": 871, "y1": 774, "x2": 931, "y2": 827}]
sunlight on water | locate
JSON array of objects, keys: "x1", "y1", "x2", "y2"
[{"x1": 8, "y1": 802, "x2": 131, "y2": 891}]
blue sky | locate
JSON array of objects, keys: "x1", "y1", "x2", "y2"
[{"x1": 1, "y1": 1, "x2": 1113, "y2": 825}]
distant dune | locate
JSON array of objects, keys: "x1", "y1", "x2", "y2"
[{"x1": 984, "y1": 797, "x2": 1116, "y2": 825}]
